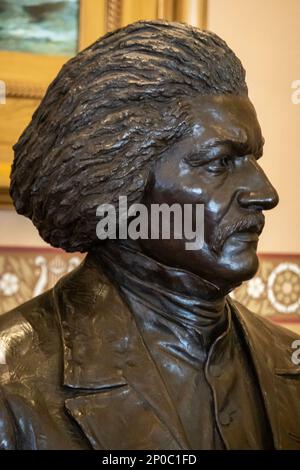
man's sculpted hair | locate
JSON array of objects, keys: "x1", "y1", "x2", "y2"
[{"x1": 11, "y1": 20, "x2": 248, "y2": 252}]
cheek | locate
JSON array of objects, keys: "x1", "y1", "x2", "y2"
[
  {"x1": 205, "y1": 199, "x2": 224, "y2": 217},
  {"x1": 149, "y1": 167, "x2": 237, "y2": 237},
  {"x1": 203, "y1": 182, "x2": 237, "y2": 241},
  {"x1": 205, "y1": 199, "x2": 227, "y2": 226},
  {"x1": 162, "y1": 175, "x2": 233, "y2": 245}
]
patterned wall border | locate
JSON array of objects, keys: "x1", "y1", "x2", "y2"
[
  {"x1": 0, "y1": 247, "x2": 299, "y2": 329},
  {"x1": 231, "y1": 253, "x2": 300, "y2": 324}
]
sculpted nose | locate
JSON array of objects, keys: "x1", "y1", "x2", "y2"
[
  {"x1": 237, "y1": 188, "x2": 279, "y2": 210},
  {"x1": 237, "y1": 159, "x2": 279, "y2": 211}
]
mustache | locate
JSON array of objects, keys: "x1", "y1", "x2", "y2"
[{"x1": 211, "y1": 213, "x2": 265, "y2": 253}]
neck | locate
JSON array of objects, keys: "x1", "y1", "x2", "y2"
[{"x1": 93, "y1": 240, "x2": 227, "y2": 334}]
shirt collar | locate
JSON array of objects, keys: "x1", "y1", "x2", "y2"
[{"x1": 95, "y1": 241, "x2": 229, "y2": 348}]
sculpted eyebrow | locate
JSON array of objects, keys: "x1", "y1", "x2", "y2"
[{"x1": 184, "y1": 138, "x2": 264, "y2": 166}]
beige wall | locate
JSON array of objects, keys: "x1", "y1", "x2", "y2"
[
  {"x1": 207, "y1": 0, "x2": 300, "y2": 253},
  {"x1": 0, "y1": 209, "x2": 46, "y2": 247}
]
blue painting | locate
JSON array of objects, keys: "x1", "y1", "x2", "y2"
[{"x1": 0, "y1": 0, "x2": 79, "y2": 55}]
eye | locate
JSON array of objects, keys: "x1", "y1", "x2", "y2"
[{"x1": 206, "y1": 156, "x2": 234, "y2": 174}]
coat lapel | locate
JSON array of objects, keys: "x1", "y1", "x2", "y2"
[
  {"x1": 230, "y1": 298, "x2": 300, "y2": 449},
  {"x1": 53, "y1": 254, "x2": 187, "y2": 450}
]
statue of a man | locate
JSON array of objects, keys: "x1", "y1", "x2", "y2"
[{"x1": 1, "y1": 21, "x2": 300, "y2": 450}]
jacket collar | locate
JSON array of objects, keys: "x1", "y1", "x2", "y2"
[
  {"x1": 53, "y1": 253, "x2": 128, "y2": 389},
  {"x1": 53, "y1": 253, "x2": 188, "y2": 449}
]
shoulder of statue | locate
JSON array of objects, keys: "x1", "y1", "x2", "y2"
[
  {"x1": 0, "y1": 289, "x2": 59, "y2": 385},
  {"x1": 229, "y1": 299, "x2": 300, "y2": 374},
  {"x1": 229, "y1": 297, "x2": 300, "y2": 350}
]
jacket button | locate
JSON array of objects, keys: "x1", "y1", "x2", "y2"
[{"x1": 219, "y1": 411, "x2": 232, "y2": 426}]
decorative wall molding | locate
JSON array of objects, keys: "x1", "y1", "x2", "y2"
[
  {"x1": 231, "y1": 253, "x2": 300, "y2": 324},
  {"x1": 0, "y1": 247, "x2": 82, "y2": 314}
]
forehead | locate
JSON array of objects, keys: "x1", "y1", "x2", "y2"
[{"x1": 186, "y1": 94, "x2": 263, "y2": 147}]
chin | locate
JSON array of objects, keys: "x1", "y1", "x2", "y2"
[{"x1": 219, "y1": 250, "x2": 260, "y2": 290}]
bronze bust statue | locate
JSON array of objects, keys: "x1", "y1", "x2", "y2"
[{"x1": 1, "y1": 20, "x2": 300, "y2": 450}]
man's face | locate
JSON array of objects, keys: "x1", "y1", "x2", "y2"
[{"x1": 139, "y1": 95, "x2": 279, "y2": 295}]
